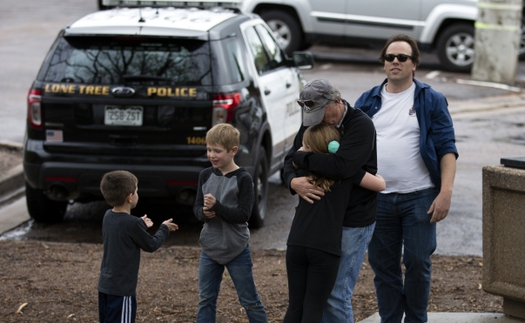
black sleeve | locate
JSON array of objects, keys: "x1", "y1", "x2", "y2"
[
  {"x1": 193, "y1": 168, "x2": 211, "y2": 223},
  {"x1": 130, "y1": 218, "x2": 169, "y2": 253},
  {"x1": 210, "y1": 171, "x2": 254, "y2": 224},
  {"x1": 283, "y1": 124, "x2": 309, "y2": 194}
]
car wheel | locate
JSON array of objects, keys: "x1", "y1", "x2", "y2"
[
  {"x1": 260, "y1": 10, "x2": 303, "y2": 56},
  {"x1": 25, "y1": 182, "x2": 67, "y2": 223},
  {"x1": 436, "y1": 24, "x2": 475, "y2": 72},
  {"x1": 249, "y1": 147, "x2": 268, "y2": 228}
]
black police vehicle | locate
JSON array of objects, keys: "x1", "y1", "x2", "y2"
[{"x1": 24, "y1": 0, "x2": 314, "y2": 227}]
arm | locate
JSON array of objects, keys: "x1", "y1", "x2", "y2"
[
  {"x1": 131, "y1": 218, "x2": 170, "y2": 253},
  {"x1": 360, "y1": 172, "x2": 386, "y2": 192},
  {"x1": 428, "y1": 152, "x2": 456, "y2": 223},
  {"x1": 161, "y1": 218, "x2": 179, "y2": 232},
  {"x1": 283, "y1": 125, "x2": 325, "y2": 204},
  {"x1": 283, "y1": 125, "x2": 307, "y2": 192},
  {"x1": 141, "y1": 214, "x2": 153, "y2": 228},
  {"x1": 209, "y1": 172, "x2": 254, "y2": 224},
  {"x1": 425, "y1": 90, "x2": 457, "y2": 223},
  {"x1": 193, "y1": 169, "x2": 215, "y2": 222}
]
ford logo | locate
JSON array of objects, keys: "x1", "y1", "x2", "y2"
[{"x1": 111, "y1": 87, "x2": 136, "y2": 97}]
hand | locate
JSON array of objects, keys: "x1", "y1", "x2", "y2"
[
  {"x1": 141, "y1": 215, "x2": 153, "y2": 228},
  {"x1": 204, "y1": 193, "x2": 216, "y2": 210},
  {"x1": 291, "y1": 177, "x2": 324, "y2": 204},
  {"x1": 428, "y1": 190, "x2": 452, "y2": 223},
  {"x1": 203, "y1": 207, "x2": 216, "y2": 219},
  {"x1": 162, "y1": 218, "x2": 179, "y2": 232}
]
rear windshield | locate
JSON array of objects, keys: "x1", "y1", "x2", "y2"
[{"x1": 42, "y1": 36, "x2": 243, "y2": 86}]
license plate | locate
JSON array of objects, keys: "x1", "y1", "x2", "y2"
[{"x1": 104, "y1": 106, "x2": 143, "y2": 126}]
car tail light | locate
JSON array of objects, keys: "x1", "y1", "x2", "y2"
[
  {"x1": 212, "y1": 92, "x2": 241, "y2": 125},
  {"x1": 27, "y1": 88, "x2": 43, "y2": 129}
]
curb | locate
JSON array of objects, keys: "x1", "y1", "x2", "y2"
[
  {"x1": 448, "y1": 92, "x2": 525, "y2": 115},
  {"x1": 0, "y1": 164, "x2": 24, "y2": 198},
  {"x1": 0, "y1": 140, "x2": 23, "y2": 149},
  {"x1": 0, "y1": 141, "x2": 24, "y2": 205},
  {"x1": 359, "y1": 312, "x2": 525, "y2": 323}
]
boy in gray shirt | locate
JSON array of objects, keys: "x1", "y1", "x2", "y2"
[{"x1": 193, "y1": 123, "x2": 267, "y2": 323}]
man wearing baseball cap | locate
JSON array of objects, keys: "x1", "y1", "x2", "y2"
[{"x1": 282, "y1": 78, "x2": 378, "y2": 322}]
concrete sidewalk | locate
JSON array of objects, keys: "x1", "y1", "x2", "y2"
[{"x1": 360, "y1": 312, "x2": 524, "y2": 323}]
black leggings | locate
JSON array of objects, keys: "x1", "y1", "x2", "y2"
[{"x1": 284, "y1": 245, "x2": 340, "y2": 323}]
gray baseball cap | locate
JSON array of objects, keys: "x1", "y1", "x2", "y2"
[{"x1": 298, "y1": 78, "x2": 336, "y2": 126}]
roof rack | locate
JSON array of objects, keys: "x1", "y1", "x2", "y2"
[{"x1": 102, "y1": 0, "x2": 242, "y2": 10}]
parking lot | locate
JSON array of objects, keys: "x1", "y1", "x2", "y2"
[{"x1": 2, "y1": 0, "x2": 525, "y2": 256}]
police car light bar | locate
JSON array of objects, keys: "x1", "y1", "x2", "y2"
[{"x1": 102, "y1": 0, "x2": 242, "y2": 9}]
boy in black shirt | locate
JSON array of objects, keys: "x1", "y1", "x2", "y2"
[{"x1": 98, "y1": 170, "x2": 178, "y2": 323}]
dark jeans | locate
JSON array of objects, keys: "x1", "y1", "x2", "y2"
[
  {"x1": 284, "y1": 245, "x2": 340, "y2": 323},
  {"x1": 368, "y1": 188, "x2": 438, "y2": 323}
]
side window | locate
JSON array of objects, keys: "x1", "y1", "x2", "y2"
[
  {"x1": 220, "y1": 37, "x2": 245, "y2": 83},
  {"x1": 254, "y1": 24, "x2": 286, "y2": 69},
  {"x1": 244, "y1": 27, "x2": 270, "y2": 75}
]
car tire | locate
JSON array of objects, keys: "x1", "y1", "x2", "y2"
[
  {"x1": 249, "y1": 147, "x2": 268, "y2": 229},
  {"x1": 436, "y1": 24, "x2": 475, "y2": 72},
  {"x1": 260, "y1": 10, "x2": 303, "y2": 56},
  {"x1": 25, "y1": 182, "x2": 68, "y2": 223}
]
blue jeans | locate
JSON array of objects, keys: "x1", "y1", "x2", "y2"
[
  {"x1": 196, "y1": 246, "x2": 267, "y2": 323},
  {"x1": 368, "y1": 188, "x2": 438, "y2": 323},
  {"x1": 322, "y1": 223, "x2": 376, "y2": 323}
]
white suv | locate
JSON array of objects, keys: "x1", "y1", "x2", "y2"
[{"x1": 241, "y1": 0, "x2": 525, "y2": 72}]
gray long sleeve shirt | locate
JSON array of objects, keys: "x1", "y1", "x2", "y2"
[{"x1": 193, "y1": 167, "x2": 254, "y2": 265}]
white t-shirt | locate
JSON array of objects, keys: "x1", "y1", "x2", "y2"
[{"x1": 373, "y1": 83, "x2": 434, "y2": 194}]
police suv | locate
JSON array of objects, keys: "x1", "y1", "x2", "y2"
[{"x1": 24, "y1": 0, "x2": 313, "y2": 227}]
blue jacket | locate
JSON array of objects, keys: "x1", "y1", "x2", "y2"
[{"x1": 355, "y1": 78, "x2": 458, "y2": 191}]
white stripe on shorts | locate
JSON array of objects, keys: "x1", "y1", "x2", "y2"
[{"x1": 121, "y1": 296, "x2": 132, "y2": 323}]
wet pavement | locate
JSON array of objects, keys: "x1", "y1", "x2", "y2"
[{"x1": 2, "y1": 0, "x2": 525, "y2": 256}]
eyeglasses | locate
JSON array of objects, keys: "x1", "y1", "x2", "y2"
[
  {"x1": 383, "y1": 54, "x2": 413, "y2": 62},
  {"x1": 297, "y1": 91, "x2": 330, "y2": 111}
]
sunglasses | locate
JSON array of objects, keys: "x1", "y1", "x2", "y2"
[
  {"x1": 383, "y1": 54, "x2": 413, "y2": 62},
  {"x1": 297, "y1": 91, "x2": 330, "y2": 111}
]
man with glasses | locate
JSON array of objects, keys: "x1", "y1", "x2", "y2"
[
  {"x1": 355, "y1": 34, "x2": 458, "y2": 323},
  {"x1": 283, "y1": 78, "x2": 378, "y2": 323}
]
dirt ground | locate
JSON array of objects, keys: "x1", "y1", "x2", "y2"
[{"x1": 0, "y1": 240, "x2": 503, "y2": 323}]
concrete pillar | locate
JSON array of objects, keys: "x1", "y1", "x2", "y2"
[
  {"x1": 472, "y1": 0, "x2": 523, "y2": 85},
  {"x1": 482, "y1": 162, "x2": 525, "y2": 319}
]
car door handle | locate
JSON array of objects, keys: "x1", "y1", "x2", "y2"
[{"x1": 264, "y1": 88, "x2": 271, "y2": 95}]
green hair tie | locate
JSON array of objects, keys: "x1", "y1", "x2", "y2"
[{"x1": 328, "y1": 141, "x2": 340, "y2": 153}]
